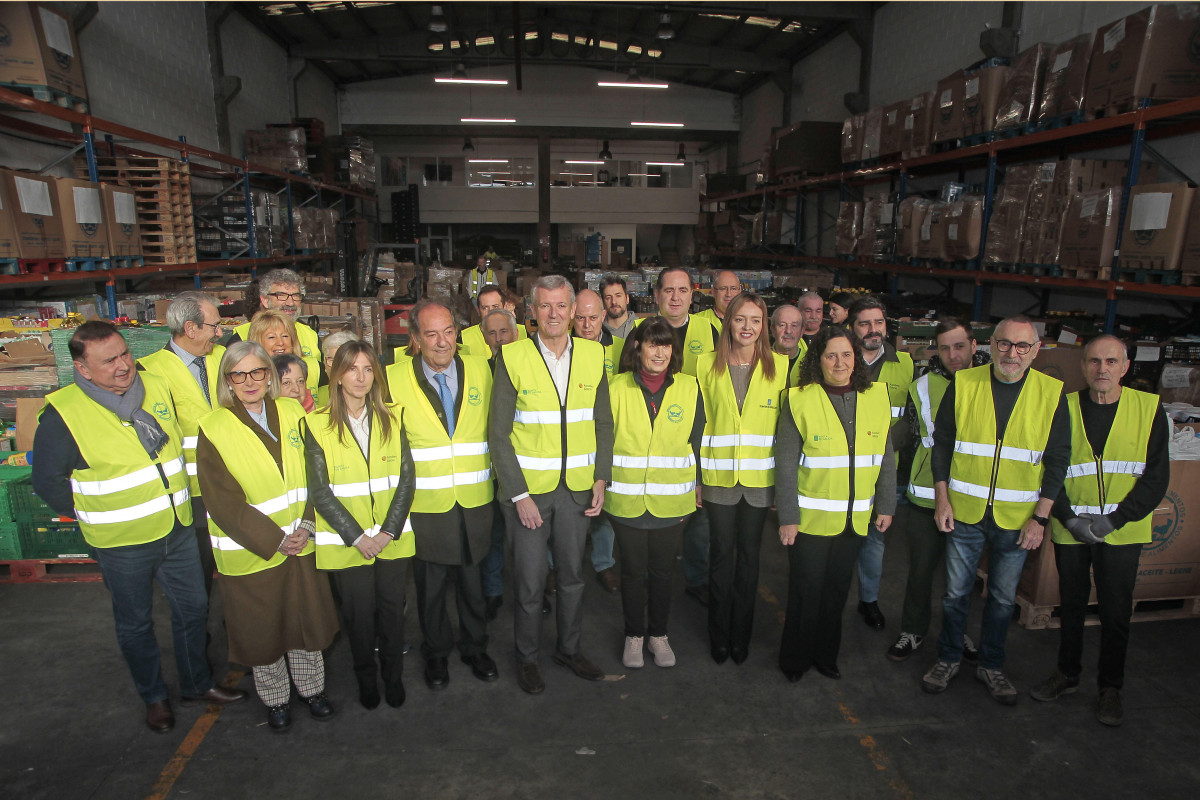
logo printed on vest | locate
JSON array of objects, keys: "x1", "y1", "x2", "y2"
[
  {"x1": 302, "y1": 345, "x2": 313, "y2": 357},
  {"x1": 288, "y1": 428, "x2": 302, "y2": 448},
  {"x1": 688, "y1": 339, "x2": 702, "y2": 353},
  {"x1": 577, "y1": 382, "x2": 595, "y2": 391},
  {"x1": 812, "y1": 434, "x2": 832, "y2": 441},
  {"x1": 152, "y1": 402, "x2": 172, "y2": 420},
  {"x1": 667, "y1": 404, "x2": 684, "y2": 423},
  {"x1": 604, "y1": 358, "x2": 614, "y2": 372},
  {"x1": 467, "y1": 386, "x2": 483, "y2": 406},
  {"x1": 522, "y1": 388, "x2": 540, "y2": 396}
]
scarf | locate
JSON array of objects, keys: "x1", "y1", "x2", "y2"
[{"x1": 73, "y1": 367, "x2": 170, "y2": 458}]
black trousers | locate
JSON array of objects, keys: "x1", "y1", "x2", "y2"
[
  {"x1": 705, "y1": 500, "x2": 769, "y2": 652},
  {"x1": 329, "y1": 557, "x2": 409, "y2": 691},
  {"x1": 1054, "y1": 540, "x2": 1143, "y2": 689},
  {"x1": 192, "y1": 497, "x2": 216, "y2": 597},
  {"x1": 779, "y1": 527, "x2": 864, "y2": 674},
  {"x1": 413, "y1": 557, "x2": 488, "y2": 660},
  {"x1": 898, "y1": 504, "x2": 946, "y2": 637},
  {"x1": 612, "y1": 518, "x2": 685, "y2": 638}
]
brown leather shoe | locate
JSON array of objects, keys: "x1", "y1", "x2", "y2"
[
  {"x1": 180, "y1": 686, "x2": 249, "y2": 707},
  {"x1": 552, "y1": 651, "x2": 605, "y2": 681},
  {"x1": 518, "y1": 662, "x2": 545, "y2": 694},
  {"x1": 145, "y1": 700, "x2": 175, "y2": 733},
  {"x1": 595, "y1": 567, "x2": 620, "y2": 593}
]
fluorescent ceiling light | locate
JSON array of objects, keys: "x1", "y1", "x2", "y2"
[
  {"x1": 479, "y1": 171, "x2": 511, "y2": 175},
  {"x1": 559, "y1": 172, "x2": 592, "y2": 176},
  {"x1": 597, "y1": 80, "x2": 669, "y2": 89},
  {"x1": 461, "y1": 118, "x2": 516, "y2": 123},
  {"x1": 631, "y1": 121, "x2": 685, "y2": 128},
  {"x1": 436, "y1": 77, "x2": 510, "y2": 85},
  {"x1": 468, "y1": 159, "x2": 509, "y2": 163},
  {"x1": 627, "y1": 173, "x2": 652, "y2": 177},
  {"x1": 646, "y1": 161, "x2": 684, "y2": 167},
  {"x1": 565, "y1": 160, "x2": 605, "y2": 165}
]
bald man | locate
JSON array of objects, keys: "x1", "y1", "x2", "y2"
[
  {"x1": 770, "y1": 304, "x2": 806, "y2": 388},
  {"x1": 697, "y1": 270, "x2": 742, "y2": 333}
]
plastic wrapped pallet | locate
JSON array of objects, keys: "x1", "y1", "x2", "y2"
[
  {"x1": 835, "y1": 202, "x2": 863, "y2": 255},
  {"x1": 896, "y1": 197, "x2": 933, "y2": 258},
  {"x1": 1119, "y1": 182, "x2": 1197, "y2": 271},
  {"x1": 916, "y1": 201, "x2": 949, "y2": 260},
  {"x1": 943, "y1": 196, "x2": 984, "y2": 262},
  {"x1": 860, "y1": 107, "x2": 883, "y2": 161},
  {"x1": 1038, "y1": 33, "x2": 1093, "y2": 125},
  {"x1": 858, "y1": 197, "x2": 896, "y2": 260},
  {"x1": 984, "y1": 182, "x2": 1031, "y2": 266},
  {"x1": 931, "y1": 71, "x2": 964, "y2": 144},
  {"x1": 1087, "y1": 4, "x2": 1200, "y2": 114},
  {"x1": 901, "y1": 92, "x2": 935, "y2": 159},
  {"x1": 1059, "y1": 188, "x2": 1121, "y2": 270},
  {"x1": 245, "y1": 127, "x2": 307, "y2": 174},
  {"x1": 995, "y1": 42, "x2": 1052, "y2": 132},
  {"x1": 961, "y1": 65, "x2": 1011, "y2": 137},
  {"x1": 840, "y1": 114, "x2": 863, "y2": 164}
]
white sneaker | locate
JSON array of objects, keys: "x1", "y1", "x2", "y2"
[
  {"x1": 623, "y1": 636, "x2": 644, "y2": 668},
  {"x1": 647, "y1": 635, "x2": 676, "y2": 667}
]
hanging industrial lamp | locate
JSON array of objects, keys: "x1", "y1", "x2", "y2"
[
  {"x1": 462, "y1": 137, "x2": 475, "y2": 152},
  {"x1": 429, "y1": 5, "x2": 448, "y2": 33},
  {"x1": 598, "y1": 140, "x2": 613, "y2": 160}
]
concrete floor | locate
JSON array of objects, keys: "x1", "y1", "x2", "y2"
[{"x1": 3, "y1": 505, "x2": 1199, "y2": 800}]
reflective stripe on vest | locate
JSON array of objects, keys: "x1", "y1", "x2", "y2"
[
  {"x1": 503, "y1": 338, "x2": 604, "y2": 494},
  {"x1": 696, "y1": 351, "x2": 786, "y2": 489},
  {"x1": 46, "y1": 376, "x2": 193, "y2": 548},
  {"x1": 1049, "y1": 388, "x2": 1160, "y2": 546},
  {"x1": 877, "y1": 353, "x2": 914, "y2": 428},
  {"x1": 789, "y1": 381, "x2": 891, "y2": 536},
  {"x1": 604, "y1": 372, "x2": 700, "y2": 519},
  {"x1": 138, "y1": 346, "x2": 224, "y2": 496},
  {"x1": 906, "y1": 372, "x2": 949, "y2": 508},
  {"x1": 947, "y1": 365, "x2": 1061, "y2": 529}
]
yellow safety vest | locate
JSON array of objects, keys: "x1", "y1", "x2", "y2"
[
  {"x1": 634, "y1": 314, "x2": 717, "y2": 376},
  {"x1": 1050, "y1": 389, "x2": 1160, "y2": 546},
  {"x1": 461, "y1": 322, "x2": 527, "y2": 357},
  {"x1": 235, "y1": 318, "x2": 320, "y2": 395},
  {"x1": 503, "y1": 337, "x2": 604, "y2": 494},
  {"x1": 948, "y1": 365, "x2": 1063, "y2": 529},
  {"x1": 138, "y1": 345, "x2": 225, "y2": 497},
  {"x1": 697, "y1": 351, "x2": 786, "y2": 488},
  {"x1": 789, "y1": 382, "x2": 891, "y2": 536},
  {"x1": 389, "y1": 355, "x2": 494, "y2": 513},
  {"x1": 604, "y1": 372, "x2": 699, "y2": 519},
  {"x1": 785, "y1": 341, "x2": 809, "y2": 388},
  {"x1": 875, "y1": 352, "x2": 915, "y2": 428},
  {"x1": 44, "y1": 376, "x2": 192, "y2": 548},
  {"x1": 603, "y1": 336, "x2": 625, "y2": 378},
  {"x1": 198, "y1": 398, "x2": 312, "y2": 576},
  {"x1": 696, "y1": 307, "x2": 724, "y2": 334},
  {"x1": 906, "y1": 371, "x2": 950, "y2": 508},
  {"x1": 305, "y1": 407, "x2": 414, "y2": 570}
]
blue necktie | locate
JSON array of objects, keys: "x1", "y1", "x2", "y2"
[
  {"x1": 193, "y1": 356, "x2": 211, "y2": 405},
  {"x1": 435, "y1": 372, "x2": 456, "y2": 436}
]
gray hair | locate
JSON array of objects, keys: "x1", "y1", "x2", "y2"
[
  {"x1": 409, "y1": 298, "x2": 455, "y2": 336},
  {"x1": 259, "y1": 267, "x2": 303, "y2": 297},
  {"x1": 798, "y1": 290, "x2": 823, "y2": 304},
  {"x1": 321, "y1": 330, "x2": 359, "y2": 357},
  {"x1": 770, "y1": 303, "x2": 802, "y2": 327},
  {"x1": 532, "y1": 274, "x2": 575, "y2": 306},
  {"x1": 216, "y1": 341, "x2": 279, "y2": 409},
  {"x1": 483, "y1": 307, "x2": 518, "y2": 335},
  {"x1": 165, "y1": 291, "x2": 217, "y2": 336}
]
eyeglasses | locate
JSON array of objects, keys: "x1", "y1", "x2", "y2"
[
  {"x1": 197, "y1": 321, "x2": 221, "y2": 331},
  {"x1": 267, "y1": 291, "x2": 303, "y2": 302},
  {"x1": 993, "y1": 338, "x2": 1035, "y2": 355},
  {"x1": 226, "y1": 367, "x2": 269, "y2": 384}
]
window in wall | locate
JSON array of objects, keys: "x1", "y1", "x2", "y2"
[
  {"x1": 467, "y1": 158, "x2": 535, "y2": 187},
  {"x1": 553, "y1": 159, "x2": 693, "y2": 188}
]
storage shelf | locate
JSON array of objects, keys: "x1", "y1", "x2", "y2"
[{"x1": 0, "y1": 254, "x2": 336, "y2": 290}]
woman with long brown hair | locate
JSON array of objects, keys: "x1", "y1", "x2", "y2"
[{"x1": 696, "y1": 292, "x2": 787, "y2": 666}]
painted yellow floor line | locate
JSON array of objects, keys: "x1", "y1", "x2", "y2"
[{"x1": 144, "y1": 669, "x2": 245, "y2": 800}]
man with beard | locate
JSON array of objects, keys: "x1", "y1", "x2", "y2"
[
  {"x1": 602, "y1": 275, "x2": 636, "y2": 341},
  {"x1": 797, "y1": 291, "x2": 825, "y2": 350}
]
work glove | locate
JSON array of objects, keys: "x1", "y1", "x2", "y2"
[
  {"x1": 1081, "y1": 512, "x2": 1116, "y2": 539},
  {"x1": 1064, "y1": 516, "x2": 1105, "y2": 545}
]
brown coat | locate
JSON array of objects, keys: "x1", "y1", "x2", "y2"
[{"x1": 196, "y1": 399, "x2": 339, "y2": 667}]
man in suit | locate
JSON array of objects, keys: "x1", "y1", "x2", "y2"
[
  {"x1": 489, "y1": 275, "x2": 614, "y2": 694},
  {"x1": 388, "y1": 300, "x2": 499, "y2": 691},
  {"x1": 479, "y1": 306, "x2": 520, "y2": 620}
]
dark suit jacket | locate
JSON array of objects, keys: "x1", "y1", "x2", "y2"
[{"x1": 405, "y1": 354, "x2": 493, "y2": 565}]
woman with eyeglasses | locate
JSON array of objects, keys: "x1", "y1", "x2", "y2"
[
  {"x1": 775, "y1": 327, "x2": 896, "y2": 684},
  {"x1": 196, "y1": 341, "x2": 339, "y2": 732},
  {"x1": 304, "y1": 340, "x2": 415, "y2": 711},
  {"x1": 696, "y1": 292, "x2": 787, "y2": 667}
]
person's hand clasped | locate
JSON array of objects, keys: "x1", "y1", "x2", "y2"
[
  {"x1": 1065, "y1": 516, "x2": 1104, "y2": 545},
  {"x1": 354, "y1": 530, "x2": 388, "y2": 559}
]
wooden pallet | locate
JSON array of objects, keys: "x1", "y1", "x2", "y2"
[
  {"x1": 1016, "y1": 594, "x2": 1200, "y2": 630},
  {"x1": 1060, "y1": 265, "x2": 1111, "y2": 281},
  {"x1": 0, "y1": 558, "x2": 101, "y2": 584}
]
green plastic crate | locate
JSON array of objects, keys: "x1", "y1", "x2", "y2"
[
  {"x1": 0, "y1": 522, "x2": 21, "y2": 560},
  {"x1": 0, "y1": 465, "x2": 34, "y2": 523},
  {"x1": 18, "y1": 521, "x2": 90, "y2": 560}
]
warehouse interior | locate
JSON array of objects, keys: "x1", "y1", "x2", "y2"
[{"x1": 2, "y1": 1, "x2": 1200, "y2": 797}]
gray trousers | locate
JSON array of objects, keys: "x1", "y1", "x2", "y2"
[{"x1": 504, "y1": 484, "x2": 590, "y2": 664}]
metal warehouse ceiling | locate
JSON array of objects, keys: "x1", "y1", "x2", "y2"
[{"x1": 239, "y1": 2, "x2": 875, "y2": 95}]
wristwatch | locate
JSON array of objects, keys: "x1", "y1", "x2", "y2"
[{"x1": 1031, "y1": 514, "x2": 1049, "y2": 527}]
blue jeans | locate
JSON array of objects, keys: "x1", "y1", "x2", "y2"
[
  {"x1": 855, "y1": 522, "x2": 885, "y2": 603},
  {"x1": 546, "y1": 517, "x2": 617, "y2": 573},
  {"x1": 938, "y1": 516, "x2": 1029, "y2": 670},
  {"x1": 91, "y1": 520, "x2": 213, "y2": 704},
  {"x1": 681, "y1": 510, "x2": 710, "y2": 587},
  {"x1": 481, "y1": 499, "x2": 507, "y2": 598}
]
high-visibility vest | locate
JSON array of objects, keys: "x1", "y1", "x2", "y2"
[
  {"x1": 604, "y1": 372, "x2": 699, "y2": 519},
  {"x1": 198, "y1": 398, "x2": 312, "y2": 576},
  {"x1": 602, "y1": 336, "x2": 625, "y2": 378},
  {"x1": 461, "y1": 322, "x2": 527, "y2": 357},
  {"x1": 634, "y1": 314, "x2": 717, "y2": 376},
  {"x1": 1050, "y1": 388, "x2": 1160, "y2": 546},
  {"x1": 390, "y1": 355, "x2": 494, "y2": 513},
  {"x1": 874, "y1": 352, "x2": 915, "y2": 428},
  {"x1": 503, "y1": 337, "x2": 604, "y2": 494},
  {"x1": 785, "y1": 341, "x2": 809, "y2": 388},
  {"x1": 789, "y1": 381, "x2": 891, "y2": 536},
  {"x1": 235, "y1": 318, "x2": 320, "y2": 394},
  {"x1": 44, "y1": 376, "x2": 192, "y2": 548},
  {"x1": 696, "y1": 307, "x2": 723, "y2": 334},
  {"x1": 697, "y1": 351, "x2": 786, "y2": 488},
  {"x1": 305, "y1": 407, "x2": 414, "y2": 570},
  {"x1": 138, "y1": 345, "x2": 224, "y2": 497},
  {"x1": 906, "y1": 371, "x2": 950, "y2": 508},
  {"x1": 947, "y1": 365, "x2": 1063, "y2": 529}
]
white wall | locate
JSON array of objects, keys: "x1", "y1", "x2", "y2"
[
  {"x1": 220, "y1": 13, "x2": 290, "y2": 157},
  {"x1": 739, "y1": 81, "x2": 783, "y2": 175},
  {"x1": 297, "y1": 68, "x2": 340, "y2": 135},
  {"x1": 792, "y1": 32, "x2": 861, "y2": 122}
]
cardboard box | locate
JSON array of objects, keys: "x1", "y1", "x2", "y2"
[
  {"x1": 1032, "y1": 343, "x2": 1086, "y2": 394},
  {"x1": 1059, "y1": 188, "x2": 1122, "y2": 270},
  {"x1": 931, "y1": 71, "x2": 965, "y2": 143},
  {"x1": 0, "y1": 176, "x2": 19, "y2": 260},
  {"x1": 0, "y1": 168, "x2": 63, "y2": 259},
  {"x1": 100, "y1": 184, "x2": 140, "y2": 258},
  {"x1": 840, "y1": 114, "x2": 863, "y2": 164},
  {"x1": 51, "y1": 177, "x2": 108, "y2": 259},
  {"x1": 1038, "y1": 33, "x2": 1094, "y2": 123},
  {"x1": 961, "y1": 65, "x2": 1011, "y2": 137},
  {"x1": 983, "y1": 178, "x2": 1031, "y2": 266},
  {"x1": 860, "y1": 107, "x2": 883, "y2": 160},
  {"x1": 1178, "y1": 196, "x2": 1200, "y2": 274},
  {"x1": 943, "y1": 196, "x2": 984, "y2": 261},
  {"x1": 1087, "y1": 4, "x2": 1200, "y2": 112},
  {"x1": 770, "y1": 121, "x2": 843, "y2": 178},
  {"x1": 995, "y1": 42, "x2": 1052, "y2": 131},
  {"x1": 15, "y1": 396, "x2": 45, "y2": 451},
  {"x1": 1119, "y1": 182, "x2": 1196, "y2": 271},
  {"x1": 916, "y1": 201, "x2": 948, "y2": 260},
  {"x1": 834, "y1": 202, "x2": 862, "y2": 256},
  {"x1": 879, "y1": 101, "x2": 906, "y2": 158},
  {"x1": 901, "y1": 92, "x2": 935, "y2": 159},
  {"x1": 897, "y1": 197, "x2": 932, "y2": 258},
  {"x1": 0, "y1": 3, "x2": 88, "y2": 101}
]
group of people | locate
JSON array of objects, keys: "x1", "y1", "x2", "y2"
[{"x1": 31, "y1": 266, "x2": 1168, "y2": 735}]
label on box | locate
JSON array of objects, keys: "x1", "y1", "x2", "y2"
[
  {"x1": 920, "y1": 216, "x2": 933, "y2": 241},
  {"x1": 114, "y1": 192, "x2": 136, "y2": 225},
  {"x1": 1130, "y1": 192, "x2": 1172, "y2": 231},
  {"x1": 1103, "y1": 19, "x2": 1125, "y2": 53},
  {"x1": 72, "y1": 187, "x2": 101, "y2": 224},
  {"x1": 965, "y1": 77, "x2": 979, "y2": 99},
  {"x1": 880, "y1": 202, "x2": 894, "y2": 224},
  {"x1": 1051, "y1": 50, "x2": 1072, "y2": 73},
  {"x1": 1161, "y1": 365, "x2": 1195, "y2": 389},
  {"x1": 1058, "y1": 329, "x2": 1079, "y2": 345},
  {"x1": 911, "y1": 96, "x2": 924, "y2": 110},
  {"x1": 904, "y1": 113, "x2": 915, "y2": 130},
  {"x1": 39, "y1": 7, "x2": 74, "y2": 57},
  {"x1": 1038, "y1": 163, "x2": 1056, "y2": 182},
  {"x1": 948, "y1": 223, "x2": 959, "y2": 241},
  {"x1": 14, "y1": 177, "x2": 52, "y2": 217},
  {"x1": 1080, "y1": 193, "x2": 1101, "y2": 218},
  {"x1": 1135, "y1": 345, "x2": 1161, "y2": 362},
  {"x1": 939, "y1": 89, "x2": 953, "y2": 108},
  {"x1": 886, "y1": 109, "x2": 897, "y2": 124}
]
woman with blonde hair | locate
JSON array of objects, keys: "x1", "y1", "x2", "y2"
[
  {"x1": 696, "y1": 292, "x2": 787, "y2": 666},
  {"x1": 248, "y1": 310, "x2": 318, "y2": 395}
]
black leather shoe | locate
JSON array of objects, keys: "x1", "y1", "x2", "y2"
[
  {"x1": 359, "y1": 680, "x2": 380, "y2": 710},
  {"x1": 685, "y1": 583, "x2": 711, "y2": 607},
  {"x1": 267, "y1": 703, "x2": 291, "y2": 732},
  {"x1": 145, "y1": 700, "x2": 175, "y2": 733},
  {"x1": 552, "y1": 651, "x2": 605, "y2": 681},
  {"x1": 784, "y1": 670, "x2": 804, "y2": 683},
  {"x1": 711, "y1": 645, "x2": 730, "y2": 665},
  {"x1": 385, "y1": 680, "x2": 406, "y2": 708},
  {"x1": 517, "y1": 662, "x2": 545, "y2": 694},
  {"x1": 485, "y1": 595, "x2": 503, "y2": 622},
  {"x1": 303, "y1": 692, "x2": 335, "y2": 721},
  {"x1": 425, "y1": 657, "x2": 450, "y2": 690},
  {"x1": 858, "y1": 601, "x2": 886, "y2": 630},
  {"x1": 815, "y1": 664, "x2": 842, "y2": 680},
  {"x1": 730, "y1": 646, "x2": 749, "y2": 665},
  {"x1": 462, "y1": 652, "x2": 499, "y2": 682},
  {"x1": 181, "y1": 686, "x2": 248, "y2": 707}
]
